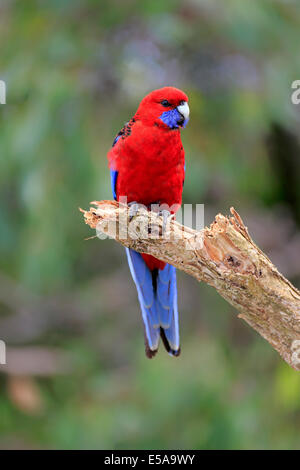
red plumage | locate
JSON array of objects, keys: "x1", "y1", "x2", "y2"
[{"x1": 108, "y1": 87, "x2": 188, "y2": 271}]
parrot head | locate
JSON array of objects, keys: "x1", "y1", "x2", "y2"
[{"x1": 135, "y1": 86, "x2": 189, "y2": 130}]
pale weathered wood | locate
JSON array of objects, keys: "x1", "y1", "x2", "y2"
[{"x1": 81, "y1": 200, "x2": 300, "y2": 370}]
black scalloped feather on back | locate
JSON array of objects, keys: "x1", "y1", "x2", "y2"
[{"x1": 112, "y1": 117, "x2": 136, "y2": 147}]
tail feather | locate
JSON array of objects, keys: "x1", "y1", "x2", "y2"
[
  {"x1": 160, "y1": 328, "x2": 181, "y2": 357},
  {"x1": 126, "y1": 249, "x2": 160, "y2": 353},
  {"x1": 156, "y1": 264, "x2": 180, "y2": 354},
  {"x1": 126, "y1": 248, "x2": 180, "y2": 357}
]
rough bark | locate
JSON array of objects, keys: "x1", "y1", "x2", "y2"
[{"x1": 80, "y1": 200, "x2": 300, "y2": 370}]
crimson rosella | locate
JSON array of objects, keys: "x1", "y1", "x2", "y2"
[{"x1": 107, "y1": 87, "x2": 189, "y2": 358}]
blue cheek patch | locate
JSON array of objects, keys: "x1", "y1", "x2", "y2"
[{"x1": 159, "y1": 108, "x2": 186, "y2": 129}]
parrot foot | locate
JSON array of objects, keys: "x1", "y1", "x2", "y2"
[
  {"x1": 128, "y1": 201, "x2": 145, "y2": 222},
  {"x1": 158, "y1": 209, "x2": 175, "y2": 234}
]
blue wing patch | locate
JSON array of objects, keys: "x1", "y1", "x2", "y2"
[
  {"x1": 112, "y1": 134, "x2": 122, "y2": 147},
  {"x1": 110, "y1": 169, "x2": 118, "y2": 200}
]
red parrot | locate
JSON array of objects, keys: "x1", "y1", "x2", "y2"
[{"x1": 107, "y1": 87, "x2": 189, "y2": 358}]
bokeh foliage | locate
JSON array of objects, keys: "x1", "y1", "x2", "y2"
[{"x1": 0, "y1": 0, "x2": 300, "y2": 449}]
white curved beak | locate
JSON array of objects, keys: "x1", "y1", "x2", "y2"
[{"x1": 177, "y1": 101, "x2": 190, "y2": 121}]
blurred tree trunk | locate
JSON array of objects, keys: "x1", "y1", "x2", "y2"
[{"x1": 267, "y1": 123, "x2": 300, "y2": 225}]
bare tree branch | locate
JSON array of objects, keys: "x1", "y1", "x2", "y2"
[{"x1": 81, "y1": 200, "x2": 300, "y2": 370}]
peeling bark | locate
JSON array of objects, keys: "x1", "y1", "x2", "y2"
[{"x1": 80, "y1": 201, "x2": 300, "y2": 370}]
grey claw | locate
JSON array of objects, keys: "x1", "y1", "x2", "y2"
[
  {"x1": 159, "y1": 209, "x2": 175, "y2": 234},
  {"x1": 128, "y1": 202, "x2": 144, "y2": 221}
]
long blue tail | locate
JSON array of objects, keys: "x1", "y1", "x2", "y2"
[{"x1": 126, "y1": 248, "x2": 180, "y2": 358}]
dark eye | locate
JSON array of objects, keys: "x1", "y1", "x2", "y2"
[{"x1": 161, "y1": 100, "x2": 171, "y2": 107}]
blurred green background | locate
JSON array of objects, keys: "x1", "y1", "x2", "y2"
[{"x1": 0, "y1": 0, "x2": 300, "y2": 450}]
